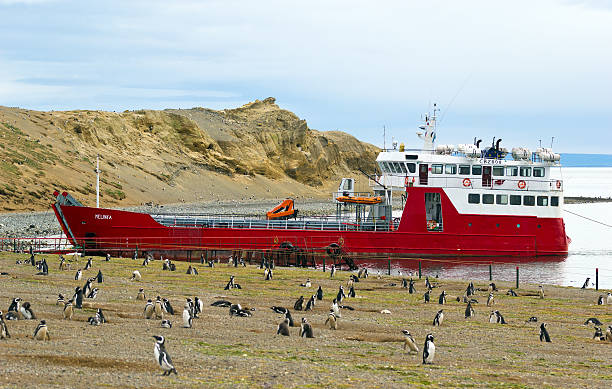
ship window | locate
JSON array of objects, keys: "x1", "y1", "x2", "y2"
[
  {"x1": 459, "y1": 165, "x2": 470, "y2": 175},
  {"x1": 405, "y1": 154, "x2": 418, "y2": 160},
  {"x1": 384, "y1": 162, "x2": 392, "y2": 173},
  {"x1": 468, "y1": 193, "x2": 480, "y2": 204},
  {"x1": 537, "y1": 196, "x2": 548, "y2": 206},
  {"x1": 533, "y1": 167, "x2": 545, "y2": 177},
  {"x1": 425, "y1": 193, "x2": 443, "y2": 232},
  {"x1": 483, "y1": 194, "x2": 494, "y2": 204},
  {"x1": 510, "y1": 195, "x2": 521, "y2": 205},
  {"x1": 390, "y1": 162, "x2": 399, "y2": 173},
  {"x1": 472, "y1": 165, "x2": 482, "y2": 175},
  {"x1": 380, "y1": 162, "x2": 388, "y2": 173},
  {"x1": 496, "y1": 194, "x2": 508, "y2": 205},
  {"x1": 520, "y1": 167, "x2": 531, "y2": 177},
  {"x1": 431, "y1": 164, "x2": 443, "y2": 174},
  {"x1": 523, "y1": 195, "x2": 535, "y2": 206},
  {"x1": 506, "y1": 166, "x2": 518, "y2": 176},
  {"x1": 551, "y1": 196, "x2": 559, "y2": 206},
  {"x1": 397, "y1": 162, "x2": 407, "y2": 174},
  {"x1": 492, "y1": 167, "x2": 504, "y2": 176},
  {"x1": 405, "y1": 163, "x2": 416, "y2": 173},
  {"x1": 445, "y1": 164, "x2": 457, "y2": 174}
]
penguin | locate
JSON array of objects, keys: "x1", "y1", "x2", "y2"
[
  {"x1": 294, "y1": 296, "x2": 304, "y2": 311},
  {"x1": 422, "y1": 334, "x2": 435, "y2": 364},
  {"x1": 401, "y1": 278, "x2": 408, "y2": 289},
  {"x1": 466, "y1": 282, "x2": 474, "y2": 297},
  {"x1": 182, "y1": 303, "x2": 193, "y2": 328},
  {"x1": 488, "y1": 282, "x2": 498, "y2": 292},
  {"x1": 304, "y1": 295, "x2": 315, "y2": 311},
  {"x1": 8, "y1": 297, "x2": 21, "y2": 313},
  {"x1": 96, "y1": 270, "x2": 103, "y2": 283},
  {"x1": 186, "y1": 265, "x2": 193, "y2": 275},
  {"x1": 507, "y1": 289, "x2": 518, "y2": 297},
  {"x1": 36, "y1": 259, "x2": 48, "y2": 275},
  {"x1": 608, "y1": 292, "x2": 612, "y2": 305},
  {"x1": 424, "y1": 290, "x2": 430, "y2": 303},
  {"x1": 211, "y1": 300, "x2": 232, "y2": 308},
  {"x1": 33, "y1": 320, "x2": 50, "y2": 341},
  {"x1": 486, "y1": 293, "x2": 495, "y2": 307},
  {"x1": 88, "y1": 315, "x2": 102, "y2": 326},
  {"x1": 74, "y1": 287, "x2": 83, "y2": 309},
  {"x1": 142, "y1": 256, "x2": 150, "y2": 267},
  {"x1": 163, "y1": 298, "x2": 175, "y2": 315},
  {"x1": 20, "y1": 302, "x2": 36, "y2": 320},
  {"x1": 84, "y1": 258, "x2": 92, "y2": 270},
  {"x1": 208, "y1": 260, "x2": 214, "y2": 268},
  {"x1": 0, "y1": 311, "x2": 10, "y2": 339},
  {"x1": 350, "y1": 274, "x2": 359, "y2": 283},
  {"x1": 63, "y1": 300, "x2": 74, "y2": 320},
  {"x1": 581, "y1": 278, "x2": 590, "y2": 289},
  {"x1": 402, "y1": 330, "x2": 419, "y2": 354},
  {"x1": 593, "y1": 326, "x2": 605, "y2": 340},
  {"x1": 527, "y1": 316, "x2": 538, "y2": 323},
  {"x1": 606, "y1": 326, "x2": 612, "y2": 342},
  {"x1": 409, "y1": 279, "x2": 416, "y2": 294},
  {"x1": 271, "y1": 306, "x2": 289, "y2": 315},
  {"x1": 465, "y1": 301, "x2": 475, "y2": 319},
  {"x1": 584, "y1": 318, "x2": 603, "y2": 326},
  {"x1": 59, "y1": 257, "x2": 66, "y2": 270},
  {"x1": 75, "y1": 269, "x2": 82, "y2": 281},
  {"x1": 154, "y1": 297, "x2": 165, "y2": 320},
  {"x1": 264, "y1": 268, "x2": 273, "y2": 280},
  {"x1": 285, "y1": 310, "x2": 295, "y2": 327},
  {"x1": 300, "y1": 278, "x2": 311, "y2": 287},
  {"x1": 277, "y1": 318, "x2": 290, "y2": 336},
  {"x1": 316, "y1": 286, "x2": 323, "y2": 300},
  {"x1": 597, "y1": 295, "x2": 605, "y2": 305},
  {"x1": 358, "y1": 268, "x2": 365, "y2": 278},
  {"x1": 348, "y1": 286, "x2": 356, "y2": 298},
  {"x1": 162, "y1": 259, "x2": 170, "y2": 271},
  {"x1": 87, "y1": 288, "x2": 99, "y2": 299},
  {"x1": 538, "y1": 285, "x2": 544, "y2": 299},
  {"x1": 56, "y1": 294, "x2": 65, "y2": 306},
  {"x1": 433, "y1": 309, "x2": 444, "y2": 326},
  {"x1": 438, "y1": 290, "x2": 446, "y2": 305},
  {"x1": 152, "y1": 335, "x2": 178, "y2": 376},
  {"x1": 194, "y1": 297, "x2": 203, "y2": 317},
  {"x1": 186, "y1": 298, "x2": 196, "y2": 319},
  {"x1": 137, "y1": 288, "x2": 146, "y2": 301},
  {"x1": 539, "y1": 323, "x2": 551, "y2": 342},
  {"x1": 131, "y1": 270, "x2": 142, "y2": 281},
  {"x1": 300, "y1": 317, "x2": 314, "y2": 338},
  {"x1": 95, "y1": 308, "x2": 106, "y2": 323},
  {"x1": 330, "y1": 264, "x2": 336, "y2": 279},
  {"x1": 425, "y1": 277, "x2": 433, "y2": 290},
  {"x1": 490, "y1": 310, "x2": 506, "y2": 324},
  {"x1": 144, "y1": 299, "x2": 154, "y2": 319},
  {"x1": 83, "y1": 277, "x2": 93, "y2": 297},
  {"x1": 161, "y1": 319, "x2": 172, "y2": 329},
  {"x1": 324, "y1": 311, "x2": 338, "y2": 330},
  {"x1": 106, "y1": 253, "x2": 111, "y2": 262},
  {"x1": 336, "y1": 286, "x2": 346, "y2": 304},
  {"x1": 331, "y1": 298, "x2": 341, "y2": 318},
  {"x1": 224, "y1": 276, "x2": 235, "y2": 290}
]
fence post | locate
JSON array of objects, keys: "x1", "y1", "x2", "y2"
[
  {"x1": 418, "y1": 260, "x2": 422, "y2": 279},
  {"x1": 388, "y1": 257, "x2": 391, "y2": 276},
  {"x1": 596, "y1": 268, "x2": 599, "y2": 290},
  {"x1": 323, "y1": 257, "x2": 326, "y2": 272},
  {"x1": 516, "y1": 266, "x2": 519, "y2": 289},
  {"x1": 489, "y1": 263, "x2": 492, "y2": 281}
]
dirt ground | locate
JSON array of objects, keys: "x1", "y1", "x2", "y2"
[{"x1": 0, "y1": 252, "x2": 611, "y2": 388}]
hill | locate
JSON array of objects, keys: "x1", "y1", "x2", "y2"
[{"x1": 0, "y1": 98, "x2": 379, "y2": 212}]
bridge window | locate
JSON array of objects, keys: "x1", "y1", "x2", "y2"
[
  {"x1": 432, "y1": 164, "x2": 443, "y2": 174},
  {"x1": 520, "y1": 167, "x2": 531, "y2": 177},
  {"x1": 445, "y1": 164, "x2": 457, "y2": 174},
  {"x1": 468, "y1": 193, "x2": 480, "y2": 204},
  {"x1": 496, "y1": 194, "x2": 508, "y2": 205},
  {"x1": 472, "y1": 165, "x2": 482, "y2": 175},
  {"x1": 492, "y1": 167, "x2": 504, "y2": 176},
  {"x1": 510, "y1": 195, "x2": 521, "y2": 205},
  {"x1": 506, "y1": 166, "x2": 518, "y2": 176},
  {"x1": 523, "y1": 195, "x2": 535, "y2": 206},
  {"x1": 533, "y1": 167, "x2": 545, "y2": 177},
  {"x1": 537, "y1": 196, "x2": 548, "y2": 206},
  {"x1": 397, "y1": 162, "x2": 407, "y2": 174},
  {"x1": 483, "y1": 194, "x2": 494, "y2": 204},
  {"x1": 459, "y1": 165, "x2": 470, "y2": 175},
  {"x1": 405, "y1": 163, "x2": 416, "y2": 173},
  {"x1": 389, "y1": 162, "x2": 399, "y2": 173},
  {"x1": 551, "y1": 196, "x2": 559, "y2": 206}
]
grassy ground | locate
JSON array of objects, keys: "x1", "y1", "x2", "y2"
[{"x1": 0, "y1": 252, "x2": 611, "y2": 388}]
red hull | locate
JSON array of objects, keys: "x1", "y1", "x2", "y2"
[{"x1": 52, "y1": 187, "x2": 568, "y2": 260}]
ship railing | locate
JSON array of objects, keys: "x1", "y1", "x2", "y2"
[{"x1": 370, "y1": 175, "x2": 563, "y2": 192}]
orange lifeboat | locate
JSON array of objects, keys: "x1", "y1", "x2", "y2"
[
  {"x1": 336, "y1": 196, "x2": 382, "y2": 205},
  {"x1": 266, "y1": 199, "x2": 298, "y2": 220}
]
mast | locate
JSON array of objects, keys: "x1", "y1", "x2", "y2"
[{"x1": 96, "y1": 155, "x2": 100, "y2": 208}]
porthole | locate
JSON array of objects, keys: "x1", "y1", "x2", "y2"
[
  {"x1": 537, "y1": 224, "x2": 541, "y2": 228},
  {"x1": 516, "y1": 224, "x2": 520, "y2": 228},
  {"x1": 496, "y1": 224, "x2": 500, "y2": 228},
  {"x1": 468, "y1": 223, "x2": 472, "y2": 227}
]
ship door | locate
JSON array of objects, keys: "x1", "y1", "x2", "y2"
[
  {"x1": 482, "y1": 166, "x2": 492, "y2": 187},
  {"x1": 425, "y1": 193, "x2": 443, "y2": 231},
  {"x1": 419, "y1": 164, "x2": 428, "y2": 185}
]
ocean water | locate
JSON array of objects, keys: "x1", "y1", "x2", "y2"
[{"x1": 365, "y1": 167, "x2": 612, "y2": 289}]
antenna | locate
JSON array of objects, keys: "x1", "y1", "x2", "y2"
[
  {"x1": 383, "y1": 125, "x2": 386, "y2": 150},
  {"x1": 439, "y1": 73, "x2": 472, "y2": 125},
  {"x1": 550, "y1": 136, "x2": 555, "y2": 149},
  {"x1": 95, "y1": 155, "x2": 100, "y2": 208},
  {"x1": 539, "y1": 139, "x2": 542, "y2": 148}
]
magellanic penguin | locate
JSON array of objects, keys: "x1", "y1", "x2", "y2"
[
  {"x1": 581, "y1": 277, "x2": 590, "y2": 289},
  {"x1": 488, "y1": 282, "x2": 498, "y2": 292},
  {"x1": 130, "y1": 270, "x2": 142, "y2": 281},
  {"x1": 277, "y1": 318, "x2": 290, "y2": 336},
  {"x1": 606, "y1": 326, "x2": 612, "y2": 342},
  {"x1": 33, "y1": 320, "x2": 50, "y2": 341},
  {"x1": 331, "y1": 298, "x2": 341, "y2": 318},
  {"x1": 87, "y1": 288, "x2": 99, "y2": 299},
  {"x1": 300, "y1": 278, "x2": 311, "y2": 288},
  {"x1": 538, "y1": 285, "x2": 545, "y2": 299},
  {"x1": 433, "y1": 309, "x2": 444, "y2": 326},
  {"x1": 316, "y1": 286, "x2": 323, "y2": 300},
  {"x1": 507, "y1": 289, "x2": 518, "y2": 297},
  {"x1": 336, "y1": 286, "x2": 346, "y2": 304},
  {"x1": 271, "y1": 306, "x2": 289, "y2": 315},
  {"x1": 96, "y1": 270, "x2": 103, "y2": 283},
  {"x1": 305, "y1": 295, "x2": 315, "y2": 311},
  {"x1": 424, "y1": 290, "x2": 430, "y2": 303},
  {"x1": 75, "y1": 269, "x2": 82, "y2": 281},
  {"x1": 20, "y1": 302, "x2": 36, "y2": 320},
  {"x1": 136, "y1": 288, "x2": 146, "y2": 301},
  {"x1": 63, "y1": 300, "x2": 74, "y2": 320},
  {"x1": 330, "y1": 264, "x2": 336, "y2": 278},
  {"x1": 422, "y1": 334, "x2": 435, "y2": 364},
  {"x1": 584, "y1": 317, "x2": 603, "y2": 326},
  {"x1": 83, "y1": 277, "x2": 93, "y2": 297},
  {"x1": 285, "y1": 310, "x2": 295, "y2": 327},
  {"x1": 144, "y1": 299, "x2": 154, "y2": 319},
  {"x1": 294, "y1": 296, "x2": 304, "y2": 311},
  {"x1": 539, "y1": 323, "x2": 551, "y2": 342},
  {"x1": 607, "y1": 292, "x2": 612, "y2": 305},
  {"x1": 425, "y1": 277, "x2": 433, "y2": 290},
  {"x1": 163, "y1": 298, "x2": 175, "y2": 315},
  {"x1": 161, "y1": 319, "x2": 172, "y2": 329},
  {"x1": 486, "y1": 293, "x2": 495, "y2": 307},
  {"x1": 489, "y1": 310, "x2": 507, "y2": 324},
  {"x1": 597, "y1": 295, "x2": 605, "y2": 305},
  {"x1": 0, "y1": 311, "x2": 10, "y2": 339},
  {"x1": 402, "y1": 330, "x2": 419, "y2": 354},
  {"x1": 153, "y1": 335, "x2": 178, "y2": 376},
  {"x1": 325, "y1": 311, "x2": 338, "y2": 330},
  {"x1": 84, "y1": 257, "x2": 92, "y2": 270},
  {"x1": 465, "y1": 301, "x2": 475, "y2": 319},
  {"x1": 8, "y1": 297, "x2": 21, "y2": 314},
  {"x1": 154, "y1": 297, "x2": 165, "y2": 320},
  {"x1": 56, "y1": 294, "x2": 65, "y2": 306},
  {"x1": 300, "y1": 317, "x2": 314, "y2": 338},
  {"x1": 182, "y1": 303, "x2": 193, "y2": 328},
  {"x1": 348, "y1": 286, "x2": 356, "y2": 298},
  {"x1": 438, "y1": 291, "x2": 446, "y2": 305},
  {"x1": 194, "y1": 297, "x2": 203, "y2": 317},
  {"x1": 593, "y1": 326, "x2": 604, "y2": 340}
]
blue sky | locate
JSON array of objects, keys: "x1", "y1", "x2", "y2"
[{"x1": 1, "y1": 0, "x2": 611, "y2": 153}]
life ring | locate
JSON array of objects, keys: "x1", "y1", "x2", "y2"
[
  {"x1": 404, "y1": 176, "x2": 415, "y2": 187},
  {"x1": 517, "y1": 180, "x2": 526, "y2": 189},
  {"x1": 556, "y1": 180, "x2": 561, "y2": 189},
  {"x1": 338, "y1": 237, "x2": 344, "y2": 246},
  {"x1": 404, "y1": 176, "x2": 409, "y2": 187},
  {"x1": 462, "y1": 178, "x2": 471, "y2": 187}
]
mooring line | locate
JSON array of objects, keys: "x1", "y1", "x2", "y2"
[{"x1": 564, "y1": 209, "x2": 612, "y2": 228}]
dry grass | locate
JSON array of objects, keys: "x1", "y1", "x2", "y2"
[{"x1": 0, "y1": 252, "x2": 611, "y2": 388}]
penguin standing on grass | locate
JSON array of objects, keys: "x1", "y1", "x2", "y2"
[
  {"x1": 489, "y1": 310, "x2": 506, "y2": 324},
  {"x1": 424, "y1": 290, "x2": 430, "y2": 303},
  {"x1": 606, "y1": 326, "x2": 612, "y2": 342},
  {"x1": 163, "y1": 298, "x2": 174, "y2": 315},
  {"x1": 182, "y1": 303, "x2": 193, "y2": 328},
  {"x1": 136, "y1": 288, "x2": 146, "y2": 301},
  {"x1": 486, "y1": 293, "x2": 495, "y2": 307},
  {"x1": 144, "y1": 299, "x2": 154, "y2": 319},
  {"x1": 96, "y1": 270, "x2": 103, "y2": 283},
  {"x1": 84, "y1": 258, "x2": 93, "y2": 270},
  {"x1": 277, "y1": 318, "x2": 290, "y2": 336},
  {"x1": 465, "y1": 301, "x2": 475, "y2": 319},
  {"x1": 63, "y1": 300, "x2": 74, "y2": 320},
  {"x1": 300, "y1": 318, "x2": 314, "y2": 338},
  {"x1": 422, "y1": 334, "x2": 435, "y2": 364},
  {"x1": 433, "y1": 309, "x2": 444, "y2": 326},
  {"x1": 325, "y1": 311, "x2": 338, "y2": 330},
  {"x1": 0, "y1": 311, "x2": 10, "y2": 339},
  {"x1": 330, "y1": 264, "x2": 336, "y2": 278},
  {"x1": 20, "y1": 302, "x2": 36, "y2": 320},
  {"x1": 438, "y1": 291, "x2": 446, "y2": 305},
  {"x1": 87, "y1": 288, "x2": 99, "y2": 299},
  {"x1": 409, "y1": 279, "x2": 416, "y2": 294},
  {"x1": 539, "y1": 323, "x2": 551, "y2": 342},
  {"x1": 538, "y1": 285, "x2": 545, "y2": 299},
  {"x1": 402, "y1": 330, "x2": 419, "y2": 354},
  {"x1": 581, "y1": 278, "x2": 590, "y2": 289},
  {"x1": 336, "y1": 286, "x2": 346, "y2": 304},
  {"x1": 294, "y1": 296, "x2": 304, "y2": 311},
  {"x1": 607, "y1": 292, "x2": 612, "y2": 305},
  {"x1": 597, "y1": 295, "x2": 605, "y2": 305},
  {"x1": 75, "y1": 269, "x2": 82, "y2": 281},
  {"x1": 316, "y1": 286, "x2": 323, "y2": 300},
  {"x1": 152, "y1": 335, "x2": 178, "y2": 376},
  {"x1": 33, "y1": 320, "x2": 50, "y2": 341},
  {"x1": 305, "y1": 295, "x2": 316, "y2": 311},
  {"x1": 154, "y1": 297, "x2": 165, "y2": 320}
]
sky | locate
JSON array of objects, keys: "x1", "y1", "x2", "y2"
[{"x1": 1, "y1": 0, "x2": 611, "y2": 153}]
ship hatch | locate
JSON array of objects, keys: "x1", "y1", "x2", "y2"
[
  {"x1": 425, "y1": 193, "x2": 443, "y2": 231},
  {"x1": 482, "y1": 166, "x2": 492, "y2": 187},
  {"x1": 419, "y1": 163, "x2": 428, "y2": 185}
]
